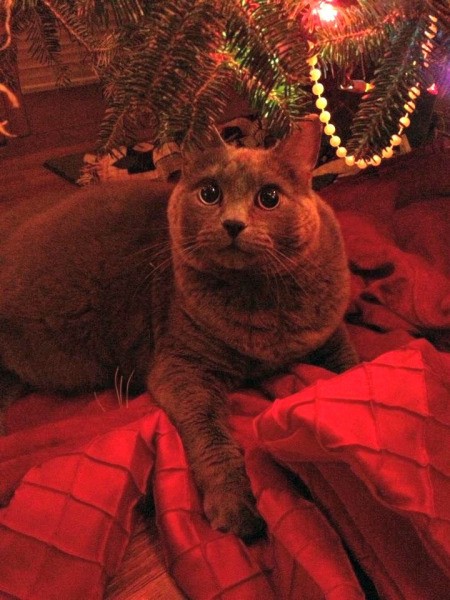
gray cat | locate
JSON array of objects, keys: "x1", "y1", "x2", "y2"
[{"x1": 0, "y1": 116, "x2": 357, "y2": 540}]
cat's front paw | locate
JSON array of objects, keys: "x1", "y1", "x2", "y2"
[{"x1": 203, "y1": 483, "x2": 266, "y2": 542}]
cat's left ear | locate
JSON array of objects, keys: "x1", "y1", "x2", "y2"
[{"x1": 275, "y1": 114, "x2": 322, "y2": 173}]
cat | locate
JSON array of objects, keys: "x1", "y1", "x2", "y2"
[{"x1": 0, "y1": 115, "x2": 358, "y2": 540}]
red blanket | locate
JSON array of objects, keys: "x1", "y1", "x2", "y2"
[{"x1": 1, "y1": 142, "x2": 449, "y2": 599}]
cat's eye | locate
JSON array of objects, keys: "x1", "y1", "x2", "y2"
[
  {"x1": 198, "y1": 182, "x2": 222, "y2": 205},
  {"x1": 256, "y1": 185, "x2": 280, "y2": 210}
]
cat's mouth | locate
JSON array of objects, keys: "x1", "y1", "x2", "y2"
[
  {"x1": 208, "y1": 239, "x2": 262, "y2": 270},
  {"x1": 217, "y1": 239, "x2": 259, "y2": 260},
  {"x1": 222, "y1": 240, "x2": 253, "y2": 254}
]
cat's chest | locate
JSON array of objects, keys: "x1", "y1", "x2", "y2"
[
  {"x1": 175, "y1": 268, "x2": 342, "y2": 371},
  {"x1": 224, "y1": 310, "x2": 326, "y2": 365},
  {"x1": 188, "y1": 299, "x2": 328, "y2": 369}
]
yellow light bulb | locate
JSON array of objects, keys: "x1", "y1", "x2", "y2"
[
  {"x1": 330, "y1": 135, "x2": 341, "y2": 147},
  {"x1": 324, "y1": 123, "x2": 335, "y2": 136},
  {"x1": 399, "y1": 115, "x2": 411, "y2": 128},
  {"x1": 371, "y1": 155, "x2": 382, "y2": 166},
  {"x1": 336, "y1": 146, "x2": 347, "y2": 158},
  {"x1": 391, "y1": 134, "x2": 402, "y2": 146},
  {"x1": 356, "y1": 159, "x2": 368, "y2": 169},
  {"x1": 315, "y1": 97, "x2": 327, "y2": 110},
  {"x1": 312, "y1": 83, "x2": 324, "y2": 96},
  {"x1": 382, "y1": 147, "x2": 394, "y2": 159},
  {"x1": 319, "y1": 110, "x2": 331, "y2": 123},
  {"x1": 345, "y1": 155, "x2": 355, "y2": 166},
  {"x1": 310, "y1": 68, "x2": 322, "y2": 82}
]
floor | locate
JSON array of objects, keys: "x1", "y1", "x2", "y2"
[
  {"x1": 0, "y1": 84, "x2": 185, "y2": 599},
  {"x1": 0, "y1": 84, "x2": 103, "y2": 208}
]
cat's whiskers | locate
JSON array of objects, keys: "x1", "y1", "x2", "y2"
[
  {"x1": 122, "y1": 244, "x2": 173, "y2": 291},
  {"x1": 114, "y1": 366, "x2": 123, "y2": 407},
  {"x1": 124, "y1": 238, "x2": 172, "y2": 260},
  {"x1": 136, "y1": 233, "x2": 205, "y2": 295},
  {"x1": 272, "y1": 242, "x2": 328, "y2": 287},
  {"x1": 121, "y1": 224, "x2": 171, "y2": 256},
  {"x1": 139, "y1": 255, "x2": 173, "y2": 291},
  {"x1": 178, "y1": 240, "x2": 205, "y2": 265},
  {"x1": 262, "y1": 248, "x2": 294, "y2": 304},
  {"x1": 265, "y1": 247, "x2": 318, "y2": 295},
  {"x1": 132, "y1": 235, "x2": 197, "y2": 294},
  {"x1": 275, "y1": 233, "x2": 329, "y2": 274},
  {"x1": 124, "y1": 369, "x2": 135, "y2": 408},
  {"x1": 129, "y1": 249, "x2": 172, "y2": 302},
  {"x1": 93, "y1": 391, "x2": 106, "y2": 412},
  {"x1": 113, "y1": 367, "x2": 135, "y2": 408},
  {"x1": 261, "y1": 252, "x2": 284, "y2": 312}
]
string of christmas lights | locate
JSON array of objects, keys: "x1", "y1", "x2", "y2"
[{"x1": 309, "y1": 11, "x2": 439, "y2": 169}]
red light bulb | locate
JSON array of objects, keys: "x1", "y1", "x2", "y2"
[{"x1": 313, "y1": 1, "x2": 338, "y2": 23}]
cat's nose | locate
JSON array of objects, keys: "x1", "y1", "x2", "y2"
[{"x1": 222, "y1": 219, "x2": 247, "y2": 239}]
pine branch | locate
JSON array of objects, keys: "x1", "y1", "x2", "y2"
[
  {"x1": 311, "y1": 1, "x2": 403, "y2": 70},
  {"x1": 169, "y1": 61, "x2": 237, "y2": 149},
  {"x1": 0, "y1": 41, "x2": 18, "y2": 90},
  {"x1": 426, "y1": 0, "x2": 450, "y2": 32},
  {"x1": 225, "y1": 0, "x2": 310, "y2": 88},
  {"x1": 3, "y1": 0, "x2": 449, "y2": 156},
  {"x1": 221, "y1": 0, "x2": 312, "y2": 139},
  {"x1": 229, "y1": 52, "x2": 311, "y2": 139},
  {"x1": 25, "y1": 2, "x2": 71, "y2": 87},
  {"x1": 97, "y1": 1, "x2": 225, "y2": 152},
  {"x1": 41, "y1": 0, "x2": 98, "y2": 52},
  {"x1": 346, "y1": 16, "x2": 429, "y2": 158},
  {"x1": 104, "y1": 0, "x2": 144, "y2": 27}
]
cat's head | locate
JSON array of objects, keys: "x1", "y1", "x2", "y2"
[{"x1": 168, "y1": 115, "x2": 323, "y2": 273}]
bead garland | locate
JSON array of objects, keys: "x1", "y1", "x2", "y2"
[{"x1": 308, "y1": 14, "x2": 438, "y2": 168}]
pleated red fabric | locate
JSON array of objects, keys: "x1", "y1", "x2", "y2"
[{"x1": 0, "y1": 341, "x2": 449, "y2": 599}]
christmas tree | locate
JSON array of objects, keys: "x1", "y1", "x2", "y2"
[{"x1": 0, "y1": 0, "x2": 449, "y2": 166}]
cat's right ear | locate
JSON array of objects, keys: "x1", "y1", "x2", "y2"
[{"x1": 181, "y1": 125, "x2": 227, "y2": 174}]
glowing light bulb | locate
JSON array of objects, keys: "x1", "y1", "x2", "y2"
[
  {"x1": 312, "y1": 82, "x2": 324, "y2": 96},
  {"x1": 313, "y1": 1, "x2": 338, "y2": 23},
  {"x1": 330, "y1": 135, "x2": 341, "y2": 147},
  {"x1": 345, "y1": 155, "x2": 355, "y2": 167},
  {"x1": 399, "y1": 115, "x2": 411, "y2": 128}
]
